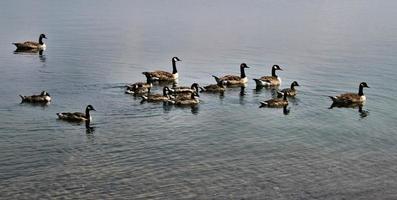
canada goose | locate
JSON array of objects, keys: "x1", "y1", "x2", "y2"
[
  {"x1": 125, "y1": 84, "x2": 150, "y2": 96},
  {"x1": 277, "y1": 81, "x2": 300, "y2": 97},
  {"x1": 142, "y1": 57, "x2": 181, "y2": 81},
  {"x1": 168, "y1": 92, "x2": 199, "y2": 106},
  {"x1": 141, "y1": 86, "x2": 170, "y2": 102},
  {"x1": 125, "y1": 76, "x2": 153, "y2": 94},
  {"x1": 259, "y1": 91, "x2": 288, "y2": 108},
  {"x1": 213, "y1": 63, "x2": 249, "y2": 86},
  {"x1": 126, "y1": 75, "x2": 153, "y2": 90},
  {"x1": 19, "y1": 91, "x2": 51, "y2": 103},
  {"x1": 169, "y1": 83, "x2": 200, "y2": 98},
  {"x1": 57, "y1": 105, "x2": 96, "y2": 122},
  {"x1": 253, "y1": 65, "x2": 283, "y2": 87},
  {"x1": 200, "y1": 79, "x2": 227, "y2": 93},
  {"x1": 13, "y1": 34, "x2": 47, "y2": 50},
  {"x1": 329, "y1": 82, "x2": 369, "y2": 106}
]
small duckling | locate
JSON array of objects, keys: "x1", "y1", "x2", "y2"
[
  {"x1": 259, "y1": 91, "x2": 288, "y2": 108},
  {"x1": 57, "y1": 105, "x2": 96, "y2": 123},
  {"x1": 277, "y1": 81, "x2": 300, "y2": 97},
  {"x1": 329, "y1": 82, "x2": 369, "y2": 106},
  {"x1": 200, "y1": 80, "x2": 227, "y2": 93},
  {"x1": 141, "y1": 86, "x2": 170, "y2": 103},
  {"x1": 213, "y1": 63, "x2": 249, "y2": 86},
  {"x1": 20, "y1": 91, "x2": 51, "y2": 103},
  {"x1": 13, "y1": 34, "x2": 47, "y2": 50},
  {"x1": 253, "y1": 64, "x2": 283, "y2": 87}
]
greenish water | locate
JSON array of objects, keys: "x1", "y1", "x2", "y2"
[{"x1": 1, "y1": 0, "x2": 397, "y2": 199}]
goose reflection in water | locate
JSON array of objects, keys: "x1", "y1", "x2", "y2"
[
  {"x1": 14, "y1": 49, "x2": 46, "y2": 63},
  {"x1": 329, "y1": 102, "x2": 369, "y2": 118},
  {"x1": 85, "y1": 121, "x2": 95, "y2": 134}
]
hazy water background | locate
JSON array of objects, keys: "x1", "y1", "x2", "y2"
[{"x1": 1, "y1": 0, "x2": 397, "y2": 199}]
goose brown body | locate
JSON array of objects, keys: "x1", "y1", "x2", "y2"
[
  {"x1": 329, "y1": 82, "x2": 369, "y2": 106},
  {"x1": 13, "y1": 34, "x2": 47, "y2": 50},
  {"x1": 277, "y1": 81, "x2": 299, "y2": 97},
  {"x1": 254, "y1": 65, "x2": 282, "y2": 87},
  {"x1": 260, "y1": 91, "x2": 288, "y2": 108},
  {"x1": 200, "y1": 80, "x2": 226, "y2": 93},
  {"x1": 141, "y1": 86, "x2": 170, "y2": 102},
  {"x1": 57, "y1": 105, "x2": 96, "y2": 122},
  {"x1": 142, "y1": 57, "x2": 180, "y2": 81},
  {"x1": 20, "y1": 91, "x2": 51, "y2": 103},
  {"x1": 169, "y1": 93, "x2": 199, "y2": 106},
  {"x1": 213, "y1": 63, "x2": 249, "y2": 86}
]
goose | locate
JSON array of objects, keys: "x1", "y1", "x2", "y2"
[
  {"x1": 125, "y1": 84, "x2": 150, "y2": 96},
  {"x1": 259, "y1": 91, "x2": 288, "y2": 108},
  {"x1": 277, "y1": 81, "x2": 300, "y2": 97},
  {"x1": 20, "y1": 91, "x2": 51, "y2": 103},
  {"x1": 213, "y1": 63, "x2": 249, "y2": 86},
  {"x1": 125, "y1": 76, "x2": 153, "y2": 94},
  {"x1": 13, "y1": 34, "x2": 47, "y2": 50},
  {"x1": 169, "y1": 83, "x2": 199, "y2": 98},
  {"x1": 253, "y1": 65, "x2": 283, "y2": 87},
  {"x1": 329, "y1": 82, "x2": 369, "y2": 106},
  {"x1": 141, "y1": 86, "x2": 170, "y2": 102},
  {"x1": 168, "y1": 92, "x2": 199, "y2": 106},
  {"x1": 199, "y1": 79, "x2": 227, "y2": 93},
  {"x1": 126, "y1": 75, "x2": 153, "y2": 90},
  {"x1": 142, "y1": 57, "x2": 181, "y2": 82},
  {"x1": 57, "y1": 105, "x2": 96, "y2": 122}
]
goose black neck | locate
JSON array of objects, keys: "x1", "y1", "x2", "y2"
[
  {"x1": 271, "y1": 68, "x2": 277, "y2": 77},
  {"x1": 85, "y1": 108, "x2": 91, "y2": 121},
  {"x1": 172, "y1": 60, "x2": 178, "y2": 74},
  {"x1": 290, "y1": 83, "x2": 295, "y2": 89},
  {"x1": 358, "y1": 85, "x2": 364, "y2": 96},
  {"x1": 283, "y1": 93, "x2": 288, "y2": 100},
  {"x1": 240, "y1": 67, "x2": 246, "y2": 78},
  {"x1": 39, "y1": 36, "x2": 44, "y2": 45}
]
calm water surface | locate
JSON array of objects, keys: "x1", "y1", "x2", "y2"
[{"x1": 1, "y1": 0, "x2": 397, "y2": 199}]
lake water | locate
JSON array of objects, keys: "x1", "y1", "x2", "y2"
[{"x1": 1, "y1": 0, "x2": 397, "y2": 199}]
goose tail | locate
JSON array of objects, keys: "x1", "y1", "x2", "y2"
[
  {"x1": 329, "y1": 96, "x2": 337, "y2": 102},
  {"x1": 19, "y1": 95, "x2": 25, "y2": 101},
  {"x1": 199, "y1": 87, "x2": 205, "y2": 92},
  {"x1": 259, "y1": 101, "x2": 268, "y2": 108}
]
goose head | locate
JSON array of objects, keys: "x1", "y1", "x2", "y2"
[
  {"x1": 163, "y1": 86, "x2": 170, "y2": 96},
  {"x1": 172, "y1": 57, "x2": 181, "y2": 62},
  {"x1": 272, "y1": 65, "x2": 282, "y2": 71},
  {"x1": 360, "y1": 82, "x2": 370, "y2": 88},
  {"x1": 240, "y1": 63, "x2": 249, "y2": 69},
  {"x1": 40, "y1": 34, "x2": 47, "y2": 40},
  {"x1": 86, "y1": 105, "x2": 96, "y2": 111},
  {"x1": 40, "y1": 91, "x2": 50, "y2": 96},
  {"x1": 291, "y1": 81, "x2": 300, "y2": 88}
]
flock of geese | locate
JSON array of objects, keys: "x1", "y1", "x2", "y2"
[{"x1": 15, "y1": 34, "x2": 370, "y2": 128}]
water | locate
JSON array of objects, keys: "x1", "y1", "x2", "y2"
[{"x1": 1, "y1": 0, "x2": 397, "y2": 199}]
